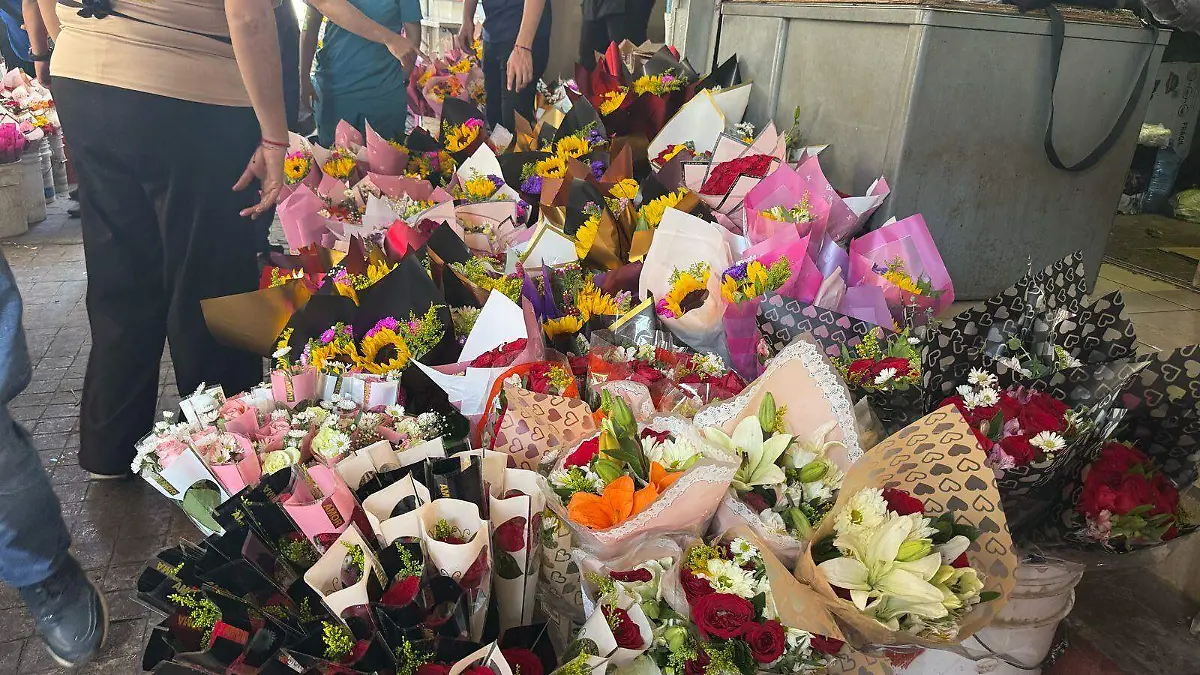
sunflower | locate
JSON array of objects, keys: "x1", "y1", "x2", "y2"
[
  {"x1": 308, "y1": 341, "x2": 362, "y2": 372},
  {"x1": 444, "y1": 124, "x2": 479, "y2": 153},
  {"x1": 746, "y1": 261, "x2": 768, "y2": 290},
  {"x1": 574, "y1": 215, "x2": 599, "y2": 259},
  {"x1": 448, "y1": 59, "x2": 472, "y2": 75},
  {"x1": 720, "y1": 274, "x2": 740, "y2": 303},
  {"x1": 659, "y1": 271, "x2": 708, "y2": 319},
  {"x1": 543, "y1": 315, "x2": 584, "y2": 339},
  {"x1": 461, "y1": 175, "x2": 499, "y2": 202},
  {"x1": 556, "y1": 135, "x2": 590, "y2": 160},
  {"x1": 637, "y1": 189, "x2": 688, "y2": 230},
  {"x1": 576, "y1": 282, "x2": 620, "y2": 321},
  {"x1": 418, "y1": 67, "x2": 435, "y2": 88},
  {"x1": 535, "y1": 154, "x2": 567, "y2": 178},
  {"x1": 365, "y1": 260, "x2": 395, "y2": 285},
  {"x1": 405, "y1": 154, "x2": 431, "y2": 179},
  {"x1": 471, "y1": 39, "x2": 483, "y2": 61},
  {"x1": 360, "y1": 328, "x2": 412, "y2": 374},
  {"x1": 284, "y1": 155, "x2": 311, "y2": 184},
  {"x1": 598, "y1": 88, "x2": 628, "y2": 116},
  {"x1": 322, "y1": 155, "x2": 357, "y2": 181},
  {"x1": 609, "y1": 178, "x2": 639, "y2": 200}
]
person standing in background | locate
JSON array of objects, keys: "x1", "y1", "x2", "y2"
[
  {"x1": 300, "y1": 0, "x2": 422, "y2": 145},
  {"x1": 578, "y1": 0, "x2": 656, "y2": 68},
  {"x1": 457, "y1": 0, "x2": 549, "y2": 131},
  {"x1": 26, "y1": 0, "x2": 287, "y2": 478}
]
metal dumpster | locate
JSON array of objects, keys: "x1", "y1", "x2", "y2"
[{"x1": 716, "y1": 1, "x2": 1169, "y2": 297}]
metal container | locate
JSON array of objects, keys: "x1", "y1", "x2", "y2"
[{"x1": 716, "y1": 2, "x2": 1169, "y2": 297}]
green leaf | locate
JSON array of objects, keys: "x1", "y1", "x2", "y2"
[
  {"x1": 979, "y1": 591, "x2": 1001, "y2": 603},
  {"x1": 988, "y1": 410, "x2": 1005, "y2": 439},
  {"x1": 181, "y1": 481, "x2": 223, "y2": 534},
  {"x1": 751, "y1": 592, "x2": 766, "y2": 617},
  {"x1": 1125, "y1": 504, "x2": 1154, "y2": 517},
  {"x1": 495, "y1": 549, "x2": 523, "y2": 580},
  {"x1": 811, "y1": 535, "x2": 841, "y2": 564},
  {"x1": 952, "y1": 523, "x2": 981, "y2": 542}
]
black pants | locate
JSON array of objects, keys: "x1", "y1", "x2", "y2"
[
  {"x1": 579, "y1": 0, "x2": 655, "y2": 68},
  {"x1": 482, "y1": 35, "x2": 549, "y2": 131},
  {"x1": 54, "y1": 79, "x2": 264, "y2": 475}
]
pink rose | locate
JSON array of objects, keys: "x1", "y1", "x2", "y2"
[{"x1": 155, "y1": 438, "x2": 190, "y2": 469}]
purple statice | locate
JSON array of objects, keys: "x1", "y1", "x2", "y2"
[
  {"x1": 487, "y1": 175, "x2": 504, "y2": 190},
  {"x1": 585, "y1": 128, "x2": 606, "y2": 147},
  {"x1": 723, "y1": 260, "x2": 749, "y2": 281},
  {"x1": 521, "y1": 175, "x2": 543, "y2": 195},
  {"x1": 516, "y1": 199, "x2": 530, "y2": 220},
  {"x1": 590, "y1": 160, "x2": 606, "y2": 180}
]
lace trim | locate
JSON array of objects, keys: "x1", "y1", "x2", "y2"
[
  {"x1": 692, "y1": 339, "x2": 863, "y2": 463},
  {"x1": 718, "y1": 493, "x2": 804, "y2": 553}
]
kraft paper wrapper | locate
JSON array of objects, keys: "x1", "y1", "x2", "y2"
[
  {"x1": 201, "y1": 280, "x2": 314, "y2": 356},
  {"x1": 721, "y1": 525, "x2": 844, "y2": 643},
  {"x1": 489, "y1": 385, "x2": 598, "y2": 470},
  {"x1": 795, "y1": 406, "x2": 1018, "y2": 649}
]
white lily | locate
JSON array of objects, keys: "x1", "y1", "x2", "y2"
[
  {"x1": 820, "y1": 514, "x2": 947, "y2": 612},
  {"x1": 701, "y1": 416, "x2": 790, "y2": 491}
]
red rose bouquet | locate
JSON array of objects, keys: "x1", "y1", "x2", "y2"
[{"x1": 1072, "y1": 441, "x2": 1187, "y2": 550}]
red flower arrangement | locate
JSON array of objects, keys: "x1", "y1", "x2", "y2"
[
  {"x1": 1075, "y1": 441, "x2": 1184, "y2": 548},
  {"x1": 700, "y1": 154, "x2": 775, "y2": 196},
  {"x1": 470, "y1": 338, "x2": 528, "y2": 367},
  {"x1": 944, "y1": 376, "x2": 1075, "y2": 471}
]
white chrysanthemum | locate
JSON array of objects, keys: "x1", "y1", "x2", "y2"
[
  {"x1": 835, "y1": 487, "x2": 890, "y2": 537},
  {"x1": 874, "y1": 368, "x2": 898, "y2": 386},
  {"x1": 1029, "y1": 431, "x2": 1066, "y2": 455},
  {"x1": 975, "y1": 387, "x2": 1000, "y2": 407},
  {"x1": 759, "y1": 509, "x2": 789, "y2": 536},
  {"x1": 729, "y1": 538, "x2": 759, "y2": 565},
  {"x1": 804, "y1": 479, "x2": 835, "y2": 503},
  {"x1": 956, "y1": 384, "x2": 974, "y2": 398},
  {"x1": 272, "y1": 345, "x2": 292, "y2": 360},
  {"x1": 967, "y1": 369, "x2": 997, "y2": 387},
  {"x1": 384, "y1": 404, "x2": 405, "y2": 419},
  {"x1": 703, "y1": 557, "x2": 758, "y2": 598},
  {"x1": 311, "y1": 426, "x2": 351, "y2": 460},
  {"x1": 643, "y1": 436, "x2": 702, "y2": 471}
]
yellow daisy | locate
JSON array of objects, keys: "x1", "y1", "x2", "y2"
[
  {"x1": 543, "y1": 315, "x2": 584, "y2": 339},
  {"x1": 608, "y1": 178, "x2": 639, "y2": 200},
  {"x1": 360, "y1": 329, "x2": 412, "y2": 374},
  {"x1": 598, "y1": 89, "x2": 628, "y2": 116},
  {"x1": 576, "y1": 282, "x2": 620, "y2": 321},
  {"x1": 575, "y1": 215, "x2": 600, "y2": 259},
  {"x1": 535, "y1": 154, "x2": 568, "y2": 178}
]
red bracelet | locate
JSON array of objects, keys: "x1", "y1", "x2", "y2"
[
  {"x1": 261, "y1": 137, "x2": 288, "y2": 150},
  {"x1": 514, "y1": 44, "x2": 531, "y2": 53}
]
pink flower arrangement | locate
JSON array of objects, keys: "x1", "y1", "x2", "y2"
[{"x1": 0, "y1": 123, "x2": 26, "y2": 163}]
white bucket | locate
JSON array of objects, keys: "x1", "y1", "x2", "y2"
[
  {"x1": 0, "y1": 162, "x2": 28, "y2": 238},
  {"x1": 39, "y1": 138, "x2": 54, "y2": 203},
  {"x1": 49, "y1": 133, "x2": 68, "y2": 194},
  {"x1": 18, "y1": 148, "x2": 46, "y2": 224},
  {"x1": 891, "y1": 558, "x2": 1085, "y2": 675}
]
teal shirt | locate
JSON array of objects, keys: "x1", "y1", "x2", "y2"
[{"x1": 313, "y1": 0, "x2": 422, "y2": 143}]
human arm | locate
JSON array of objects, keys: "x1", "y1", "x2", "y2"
[
  {"x1": 226, "y1": 0, "x2": 288, "y2": 218},
  {"x1": 21, "y1": 0, "x2": 49, "y2": 83},
  {"x1": 306, "y1": 0, "x2": 421, "y2": 68},
  {"x1": 299, "y1": 5, "x2": 320, "y2": 108},
  {"x1": 456, "y1": 0, "x2": 477, "y2": 52},
  {"x1": 35, "y1": 0, "x2": 57, "y2": 39},
  {"x1": 506, "y1": 0, "x2": 545, "y2": 91}
]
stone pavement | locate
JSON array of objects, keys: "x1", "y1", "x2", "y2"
[{"x1": 0, "y1": 202, "x2": 1196, "y2": 674}]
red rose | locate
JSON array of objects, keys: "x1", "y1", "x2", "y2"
[
  {"x1": 464, "y1": 667, "x2": 495, "y2": 675},
  {"x1": 868, "y1": 357, "x2": 912, "y2": 379},
  {"x1": 1078, "y1": 482, "x2": 1118, "y2": 518},
  {"x1": 640, "y1": 428, "x2": 671, "y2": 444},
  {"x1": 741, "y1": 620, "x2": 786, "y2": 663},
  {"x1": 714, "y1": 370, "x2": 746, "y2": 395},
  {"x1": 1093, "y1": 442, "x2": 1148, "y2": 475},
  {"x1": 950, "y1": 553, "x2": 969, "y2": 569},
  {"x1": 998, "y1": 436, "x2": 1037, "y2": 466},
  {"x1": 700, "y1": 154, "x2": 775, "y2": 196},
  {"x1": 679, "y1": 567, "x2": 715, "y2": 602},
  {"x1": 458, "y1": 548, "x2": 489, "y2": 591},
  {"x1": 501, "y1": 649, "x2": 543, "y2": 675},
  {"x1": 610, "y1": 568, "x2": 653, "y2": 583},
  {"x1": 1018, "y1": 405, "x2": 1062, "y2": 435},
  {"x1": 470, "y1": 339, "x2": 528, "y2": 367},
  {"x1": 691, "y1": 593, "x2": 754, "y2": 640},
  {"x1": 494, "y1": 516, "x2": 527, "y2": 552},
  {"x1": 882, "y1": 488, "x2": 924, "y2": 516},
  {"x1": 569, "y1": 355, "x2": 589, "y2": 377},
  {"x1": 416, "y1": 665, "x2": 451, "y2": 675},
  {"x1": 602, "y1": 606, "x2": 645, "y2": 649},
  {"x1": 564, "y1": 436, "x2": 601, "y2": 468},
  {"x1": 381, "y1": 575, "x2": 420, "y2": 607},
  {"x1": 1113, "y1": 474, "x2": 1154, "y2": 515},
  {"x1": 683, "y1": 649, "x2": 710, "y2": 675},
  {"x1": 998, "y1": 391, "x2": 1022, "y2": 420},
  {"x1": 809, "y1": 634, "x2": 845, "y2": 656},
  {"x1": 846, "y1": 359, "x2": 875, "y2": 385},
  {"x1": 526, "y1": 363, "x2": 553, "y2": 394},
  {"x1": 631, "y1": 362, "x2": 665, "y2": 385},
  {"x1": 1151, "y1": 473, "x2": 1180, "y2": 516},
  {"x1": 1030, "y1": 392, "x2": 1069, "y2": 418}
]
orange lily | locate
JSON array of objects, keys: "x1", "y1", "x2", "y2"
[
  {"x1": 650, "y1": 461, "x2": 683, "y2": 492},
  {"x1": 566, "y1": 462, "x2": 684, "y2": 530}
]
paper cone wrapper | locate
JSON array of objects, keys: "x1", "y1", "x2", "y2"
[
  {"x1": 220, "y1": 404, "x2": 260, "y2": 438},
  {"x1": 366, "y1": 122, "x2": 408, "y2": 175},
  {"x1": 490, "y1": 469, "x2": 545, "y2": 630},
  {"x1": 576, "y1": 591, "x2": 654, "y2": 666},
  {"x1": 709, "y1": 494, "x2": 805, "y2": 569},
  {"x1": 344, "y1": 374, "x2": 400, "y2": 410},
  {"x1": 283, "y1": 465, "x2": 359, "y2": 546},
  {"x1": 418, "y1": 499, "x2": 491, "y2": 640},
  {"x1": 795, "y1": 406, "x2": 1018, "y2": 648},
  {"x1": 180, "y1": 385, "x2": 225, "y2": 427},
  {"x1": 138, "y1": 445, "x2": 228, "y2": 536},
  {"x1": 303, "y1": 523, "x2": 386, "y2": 617},
  {"x1": 206, "y1": 436, "x2": 262, "y2": 496},
  {"x1": 365, "y1": 474, "x2": 434, "y2": 544},
  {"x1": 448, "y1": 643, "x2": 514, "y2": 675},
  {"x1": 539, "y1": 508, "x2": 585, "y2": 614},
  {"x1": 271, "y1": 369, "x2": 319, "y2": 408},
  {"x1": 489, "y1": 385, "x2": 599, "y2": 470}
]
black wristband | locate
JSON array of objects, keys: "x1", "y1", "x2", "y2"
[{"x1": 29, "y1": 52, "x2": 51, "y2": 62}]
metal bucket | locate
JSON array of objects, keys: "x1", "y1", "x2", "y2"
[
  {"x1": 18, "y1": 148, "x2": 46, "y2": 224},
  {"x1": 0, "y1": 162, "x2": 28, "y2": 238},
  {"x1": 39, "y1": 138, "x2": 54, "y2": 203},
  {"x1": 49, "y1": 133, "x2": 68, "y2": 194},
  {"x1": 893, "y1": 558, "x2": 1085, "y2": 675}
]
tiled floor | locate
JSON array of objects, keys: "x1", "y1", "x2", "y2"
[{"x1": 0, "y1": 204, "x2": 1195, "y2": 674}]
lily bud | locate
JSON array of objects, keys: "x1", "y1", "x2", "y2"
[
  {"x1": 757, "y1": 393, "x2": 777, "y2": 434},
  {"x1": 896, "y1": 539, "x2": 933, "y2": 562},
  {"x1": 787, "y1": 507, "x2": 811, "y2": 540},
  {"x1": 664, "y1": 626, "x2": 688, "y2": 652},
  {"x1": 640, "y1": 600, "x2": 660, "y2": 620},
  {"x1": 797, "y1": 459, "x2": 828, "y2": 484},
  {"x1": 594, "y1": 458, "x2": 624, "y2": 484}
]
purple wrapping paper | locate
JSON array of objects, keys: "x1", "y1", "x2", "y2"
[
  {"x1": 848, "y1": 214, "x2": 955, "y2": 321},
  {"x1": 724, "y1": 299, "x2": 764, "y2": 380}
]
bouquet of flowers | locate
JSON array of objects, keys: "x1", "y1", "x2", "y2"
[
  {"x1": 743, "y1": 156, "x2": 888, "y2": 247},
  {"x1": 1068, "y1": 441, "x2": 1189, "y2": 550},
  {"x1": 847, "y1": 214, "x2": 954, "y2": 325},
  {"x1": 681, "y1": 123, "x2": 787, "y2": 232},
  {"x1": 836, "y1": 327, "x2": 925, "y2": 435}
]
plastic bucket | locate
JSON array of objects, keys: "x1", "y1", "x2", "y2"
[
  {"x1": 0, "y1": 162, "x2": 28, "y2": 237},
  {"x1": 49, "y1": 133, "x2": 68, "y2": 194},
  {"x1": 39, "y1": 138, "x2": 54, "y2": 202},
  {"x1": 19, "y1": 148, "x2": 46, "y2": 224}
]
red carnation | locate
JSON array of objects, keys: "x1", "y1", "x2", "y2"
[
  {"x1": 494, "y1": 516, "x2": 527, "y2": 552},
  {"x1": 809, "y1": 634, "x2": 845, "y2": 656},
  {"x1": 380, "y1": 575, "x2": 420, "y2": 607},
  {"x1": 882, "y1": 488, "x2": 924, "y2": 516},
  {"x1": 631, "y1": 362, "x2": 665, "y2": 385},
  {"x1": 846, "y1": 359, "x2": 875, "y2": 384},
  {"x1": 680, "y1": 567, "x2": 715, "y2": 602},
  {"x1": 602, "y1": 606, "x2": 645, "y2": 649},
  {"x1": 741, "y1": 620, "x2": 786, "y2": 663},
  {"x1": 691, "y1": 593, "x2": 754, "y2": 640},
  {"x1": 610, "y1": 568, "x2": 653, "y2": 583},
  {"x1": 868, "y1": 357, "x2": 912, "y2": 379},
  {"x1": 501, "y1": 649, "x2": 543, "y2": 675},
  {"x1": 564, "y1": 436, "x2": 601, "y2": 468}
]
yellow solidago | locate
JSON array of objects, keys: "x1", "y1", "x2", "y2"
[
  {"x1": 636, "y1": 189, "x2": 688, "y2": 231},
  {"x1": 543, "y1": 315, "x2": 584, "y2": 339},
  {"x1": 882, "y1": 260, "x2": 926, "y2": 296},
  {"x1": 598, "y1": 88, "x2": 628, "y2": 116}
]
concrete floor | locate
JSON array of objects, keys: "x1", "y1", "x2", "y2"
[{"x1": 0, "y1": 202, "x2": 1196, "y2": 673}]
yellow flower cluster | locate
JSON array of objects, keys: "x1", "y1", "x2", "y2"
[
  {"x1": 598, "y1": 88, "x2": 628, "y2": 116},
  {"x1": 443, "y1": 123, "x2": 479, "y2": 153},
  {"x1": 284, "y1": 154, "x2": 311, "y2": 184},
  {"x1": 637, "y1": 189, "x2": 688, "y2": 230},
  {"x1": 575, "y1": 214, "x2": 600, "y2": 259},
  {"x1": 460, "y1": 174, "x2": 499, "y2": 202},
  {"x1": 534, "y1": 154, "x2": 568, "y2": 178},
  {"x1": 609, "y1": 179, "x2": 639, "y2": 201},
  {"x1": 322, "y1": 153, "x2": 357, "y2": 181}
]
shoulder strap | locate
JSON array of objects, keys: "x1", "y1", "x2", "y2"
[
  {"x1": 57, "y1": 0, "x2": 232, "y2": 45},
  {"x1": 1043, "y1": 4, "x2": 1158, "y2": 172}
]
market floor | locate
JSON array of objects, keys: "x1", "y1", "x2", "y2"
[{"x1": 0, "y1": 205, "x2": 1197, "y2": 674}]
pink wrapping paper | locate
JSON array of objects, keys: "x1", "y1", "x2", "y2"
[
  {"x1": 743, "y1": 157, "x2": 889, "y2": 245},
  {"x1": 365, "y1": 173, "x2": 438, "y2": 201},
  {"x1": 366, "y1": 122, "x2": 408, "y2": 176},
  {"x1": 334, "y1": 120, "x2": 364, "y2": 149},
  {"x1": 219, "y1": 400, "x2": 260, "y2": 437},
  {"x1": 385, "y1": 220, "x2": 430, "y2": 258},
  {"x1": 254, "y1": 416, "x2": 291, "y2": 453},
  {"x1": 207, "y1": 435, "x2": 262, "y2": 495},
  {"x1": 282, "y1": 464, "x2": 358, "y2": 547},
  {"x1": 838, "y1": 284, "x2": 897, "y2": 331},
  {"x1": 723, "y1": 300, "x2": 763, "y2": 381},
  {"x1": 847, "y1": 214, "x2": 955, "y2": 320},
  {"x1": 278, "y1": 185, "x2": 338, "y2": 250},
  {"x1": 270, "y1": 368, "x2": 318, "y2": 408},
  {"x1": 422, "y1": 74, "x2": 469, "y2": 117}
]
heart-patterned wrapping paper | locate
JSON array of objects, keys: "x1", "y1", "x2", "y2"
[
  {"x1": 485, "y1": 385, "x2": 599, "y2": 471},
  {"x1": 1117, "y1": 344, "x2": 1200, "y2": 486},
  {"x1": 795, "y1": 406, "x2": 1017, "y2": 649},
  {"x1": 756, "y1": 291, "x2": 886, "y2": 360}
]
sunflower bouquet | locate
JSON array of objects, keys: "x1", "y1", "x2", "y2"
[
  {"x1": 655, "y1": 262, "x2": 710, "y2": 321},
  {"x1": 442, "y1": 117, "x2": 485, "y2": 160},
  {"x1": 847, "y1": 214, "x2": 954, "y2": 324},
  {"x1": 452, "y1": 170, "x2": 505, "y2": 204},
  {"x1": 320, "y1": 146, "x2": 360, "y2": 182},
  {"x1": 285, "y1": 149, "x2": 315, "y2": 186},
  {"x1": 634, "y1": 189, "x2": 688, "y2": 232}
]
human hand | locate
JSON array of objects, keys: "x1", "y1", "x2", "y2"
[
  {"x1": 233, "y1": 143, "x2": 285, "y2": 219},
  {"x1": 34, "y1": 61, "x2": 50, "y2": 88},
  {"x1": 386, "y1": 35, "x2": 421, "y2": 71},
  {"x1": 456, "y1": 25, "x2": 474, "y2": 54},
  {"x1": 507, "y1": 46, "x2": 533, "y2": 92},
  {"x1": 300, "y1": 79, "x2": 317, "y2": 111}
]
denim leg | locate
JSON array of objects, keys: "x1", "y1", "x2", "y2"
[{"x1": 0, "y1": 251, "x2": 71, "y2": 588}]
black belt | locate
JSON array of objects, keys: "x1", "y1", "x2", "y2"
[{"x1": 58, "y1": 0, "x2": 232, "y2": 45}]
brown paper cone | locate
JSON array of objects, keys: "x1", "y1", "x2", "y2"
[
  {"x1": 795, "y1": 405, "x2": 1018, "y2": 649},
  {"x1": 201, "y1": 280, "x2": 314, "y2": 355},
  {"x1": 587, "y1": 209, "x2": 627, "y2": 271}
]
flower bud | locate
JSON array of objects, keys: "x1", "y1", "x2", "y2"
[
  {"x1": 640, "y1": 600, "x2": 660, "y2": 620},
  {"x1": 797, "y1": 459, "x2": 829, "y2": 484},
  {"x1": 896, "y1": 539, "x2": 932, "y2": 563},
  {"x1": 757, "y1": 393, "x2": 777, "y2": 434},
  {"x1": 787, "y1": 507, "x2": 811, "y2": 540},
  {"x1": 664, "y1": 626, "x2": 688, "y2": 652},
  {"x1": 594, "y1": 459, "x2": 624, "y2": 485}
]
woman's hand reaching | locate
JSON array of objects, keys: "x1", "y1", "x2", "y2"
[{"x1": 234, "y1": 142, "x2": 285, "y2": 219}]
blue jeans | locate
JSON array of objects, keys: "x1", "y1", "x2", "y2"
[{"x1": 0, "y1": 251, "x2": 71, "y2": 588}]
